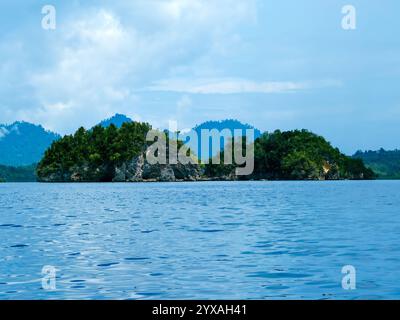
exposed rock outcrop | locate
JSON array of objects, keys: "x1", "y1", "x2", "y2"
[
  {"x1": 112, "y1": 155, "x2": 203, "y2": 182},
  {"x1": 38, "y1": 153, "x2": 204, "y2": 183}
]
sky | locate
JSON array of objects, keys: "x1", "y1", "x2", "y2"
[{"x1": 0, "y1": 0, "x2": 399, "y2": 154}]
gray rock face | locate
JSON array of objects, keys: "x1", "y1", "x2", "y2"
[
  {"x1": 112, "y1": 154, "x2": 203, "y2": 182},
  {"x1": 126, "y1": 155, "x2": 145, "y2": 181},
  {"x1": 160, "y1": 167, "x2": 176, "y2": 182},
  {"x1": 113, "y1": 164, "x2": 126, "y2": 182},
  {"x1": 37, "y1": 151, "x2": 204, "y2": 183}
]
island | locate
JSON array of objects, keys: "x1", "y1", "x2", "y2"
[{"x1": 35, "y1": 121, "x2": 375, "y2": 182}]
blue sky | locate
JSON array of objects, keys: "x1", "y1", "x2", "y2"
[{"x1": 0, "y1": 0, "x2": 399, "y2": 153}]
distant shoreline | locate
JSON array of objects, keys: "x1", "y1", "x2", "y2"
[{"x1": 4, "y1": 178, "x2": 397, "y2": 184}]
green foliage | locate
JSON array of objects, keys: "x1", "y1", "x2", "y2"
[
  {"x1": 204, "y1": 136, "x2": 246, "y2": 177},
  {"x1": 282, "y1": 150, "x2": 321, "y2": 180},
  {"x1": 37, "y1": 122, "x2": 152, "y2": 181},
  {"x1": 254, "y1": 130, "x2": 375, "y2": 180},
  {"x1": 207, "y1": 129, "x2": 375, "y2": 180},
  {"x1": 353, "y1": 149, "x2": 400, "y2": 179},
  {"x1": 37, "y1": 124, "x2": 376, "y2": 182},
  {"x1": 0, "y1": 164, "x2": 37, "y2": 182}
]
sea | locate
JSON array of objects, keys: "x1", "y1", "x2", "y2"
[{"x1": 0, "y1": 181, "x2": 399, "y2": 299}]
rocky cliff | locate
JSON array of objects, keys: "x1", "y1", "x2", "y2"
[
  {"x1": 38, "y1": 153, "x2": 204, "y2": 183},
  {"x1": 113, "y1": 154, "x2": 203, "y2": 182}
]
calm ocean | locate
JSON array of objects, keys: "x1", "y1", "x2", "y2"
[{"x1": 0, "y1": 181, "x2": 399, "y2": 299}]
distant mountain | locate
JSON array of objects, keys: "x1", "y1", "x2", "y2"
[
  {"x1": 0, "y1": 114, "x2": 132, "y2": 167},
  {"x1": 193, "y1": 119, "x2": 262, "y2": 136},
  {"x1": 97, "y1": 114, "x2": 133, "y2": 128},
  {"x1": 353, "y1": 149, "x2": 400, "y2": 179},
  {"x1": 0, "y1": 122, "x2": 60, "y2": 166},
  {"x1": 189, "y1": 119, "x2": 262, "y2": 160}
]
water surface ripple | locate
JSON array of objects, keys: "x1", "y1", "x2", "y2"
[{"x1": 0, "y1": 181, "x2": 399, "y2": 299}]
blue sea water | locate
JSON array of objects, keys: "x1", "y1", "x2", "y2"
[{"x1": 0, "y1": 181, "x2": 399, "y2": 300}]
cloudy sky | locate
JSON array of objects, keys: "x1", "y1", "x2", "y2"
[{"x1": 0, "y1": 0, "x2": 399, "y2": 153}]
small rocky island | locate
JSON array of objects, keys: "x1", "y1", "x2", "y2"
[{"x1": 36, "y1": 121, "x2": 375, "y2": 182}]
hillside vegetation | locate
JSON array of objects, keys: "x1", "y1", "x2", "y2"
[
  {"x1": 37, "y1": 122, "x2": 152, "y2": 182},
  {"x1": 37, "y1": 123, "x2": 375, "y2": 182},
  {"x1": 0, "y1": 164, "x2": 37, "y2": 182},
  {"x1": 353, "y1": 149, "x2": 400, "y2": 179},
  {"x1": 206, "y1": 130, "x2": 375, "y2": 180}
]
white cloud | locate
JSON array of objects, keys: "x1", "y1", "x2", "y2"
[
  {"x1": 4, "y1": 1, "x2": 339, "y2": 133},
  {"x1": 20, "y1": 1, "x2": 257, "y2": 133},
  {"x1": 115, "y1": 0, "x2": 257, "y2": 28},
  {"x1": 177, "y1": 95, "x2": 192, "y2": 110},
  {"x1": 146, "y1": 78, "x2": 342, "y2": 94},
  {"x1": 22, "y1": 9, "x2": 139, "y2": 132},
  {"x1": 0, "y1": 127, "x2": 9, "y2": 139},
  {"x1": 169, "y1": 94, "x2": 194, "y2": 131},
  {"x1": 0, "y1": 123, "x2": 21, "y2": 140}
]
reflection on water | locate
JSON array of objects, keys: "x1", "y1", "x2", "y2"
[{"x1": 0, "y1": 181, "x2": 399, "y2": 299}]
